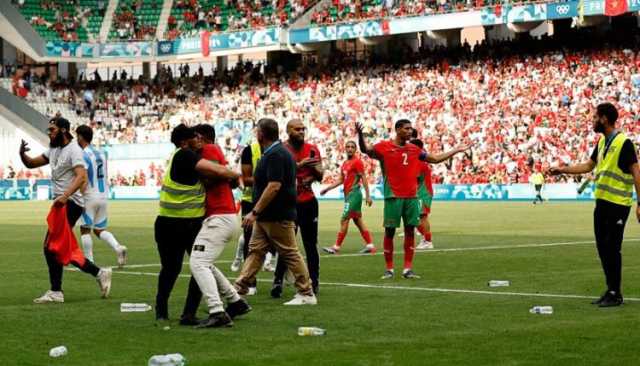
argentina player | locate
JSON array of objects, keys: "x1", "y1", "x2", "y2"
[{"x1": 75, "y1": 125, "x2": 127, "y2": 267}]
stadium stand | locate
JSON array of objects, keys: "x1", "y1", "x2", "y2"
[
  {"x1": 109, "y1": 0, "x2": 163, "y2": 41},
  {"x1": 3, "y1": 28, "x2": 640, "y2": 186},
  {"x1": 13, "y1": 0, "x2": 106, "y2": 42},
  {"x1": 165, "y1": 0, "x2": 312, "y2": 39}
]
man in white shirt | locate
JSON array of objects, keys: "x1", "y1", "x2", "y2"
[
  {"x1": 75, "y1": 125, "x2": 127, "y2": 267},
  {"x1": 19, "y1": 118, "x2": 112, "y2": 304}
]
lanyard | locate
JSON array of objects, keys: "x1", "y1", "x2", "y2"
[
  {"x1": 263, "y1": 140, "x2": 280, "y2": 155},
  {"x1": 602, "y1": 130, "x2": 620, "y2": 158}
]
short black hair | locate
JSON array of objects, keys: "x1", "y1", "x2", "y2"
[
  {"x1": 50, "y1": 117, "x2": 73, "y2": 139},
  {"x1": 193, "y1": 124, "x2": 215, "y2": 143},
  {"x1": 395, "y1": 119, "x2": 412, "y2": 130},
  {"x1": 170, "y1": 123, "x2": 195, "y2": 147},
  {"x1": 345, "y1": 141, "x2": 357, "y2": 148},
  {"x1": 75, "y1": 125, "x2": 93, "y2": 144},
  {"x1": 410, "y1": 138, "x2": 423, "y2": 149},
  {"x1": 596, "y1": 103, "x2": 618, "y2": 125},
  {"x1": 258, "y1": 118, "x2": 279, "y2": 141}
]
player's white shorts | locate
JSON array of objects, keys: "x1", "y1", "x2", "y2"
[{"x1": 81, "y1": 199, "x2": 108, "y2": 229}]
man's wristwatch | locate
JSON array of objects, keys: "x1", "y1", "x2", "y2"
[{"x1": 251, "y1": 209, "x2": 260, "y2": 216}]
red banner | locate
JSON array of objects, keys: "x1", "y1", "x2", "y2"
[
  {"x1": 201, "y1": 30, "x2": 211, "y2": 57},
  {"x1": 604, "y1": 0, "x2": 628, "y2": 16}
]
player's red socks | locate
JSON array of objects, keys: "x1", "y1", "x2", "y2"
[
  {"x1": 383, "y1": 236, "x2": 394, "y2": 270},
  {"x1": 335, "y1": 231, "x2": 346, "y2": 248},
  {"x1": 403, "y1": 230, "x2": 415, "y2": 270},
  {"x1": 417, "y1": 226, "x2": 432, "y2": 242},
  {"x1": 361, "y1": 230, "x2": 373, "y2": 244}
]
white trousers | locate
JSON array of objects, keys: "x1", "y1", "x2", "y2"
[{"x1": 190, "y1": 214, "x2": 241, "y2": 314}]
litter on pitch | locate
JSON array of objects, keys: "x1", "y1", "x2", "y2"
[
  {"x1": 120, "y1": 303, "x2": 152, "y2": 312},
  {"x1": 529, "y1": 306, "x2": 553, "y2": 314},
  {"x1": 488, "y1": 280, "x2": 510, "y2": 287},
  {"x1": 49, "y1": 346, "x2": 67, "y2": 358},
  {"x1": 148, "y1": 353, "x2": 186, "y2": 366}
]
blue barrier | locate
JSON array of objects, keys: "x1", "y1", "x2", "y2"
[{"x1": 1, "y1": 181, "x2": 635, "y2": 201}]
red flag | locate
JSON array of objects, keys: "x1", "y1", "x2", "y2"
[
  {"x1": 46, "y1": 205, "x2": 86, "y2": 266},
  {"x1": 201, "y1": 30, "x2": 211, "y2": 57},
  {"x1": 604, "y1": 0, "x2": 628, "y2": 16}
]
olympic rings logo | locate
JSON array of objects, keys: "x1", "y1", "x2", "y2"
[{"x1": 554, "y1": 5, "x2": 571, "y2": 14}]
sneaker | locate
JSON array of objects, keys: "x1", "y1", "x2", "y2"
[
  {"x1": 359, "y1": 245, "x2": 376, "y2": 254},
  {"x1": 271, "y1": 283, "x2": 283, "y2": 298},
  {"x1": 591, "y1": 291, "x2": 608, "y2": 305},
  {"x1": 116, "y1": 246, "x2": 128, "y2": 268},
  {"x1": 230, "y1": 258, "x2": 243, "y2": 272},
  {"x1": 225, "y1": 299, "x2": 252, "y2": 319},
  {"x1": 381, "y1": 270, "x2": 394, "y2": 280},
  {"x1": 33, "y1": 290, "x2": 64, "y2": 304},
  {"x1": 599, "y1": 291, "x2": 623, "y2": 308},
  {"x1": 262, "y1": 262, "x2": 276, "y2": 272},
  {"x1": 195, "y1": 312, "x2": 233, "y2": 328},
  {"x1": 96, "y1": 268, "x2": 112, "y2": 298},
  {"x1": 402, "y1": 270, "x2": 421, "y2": 279},
  {"x1": 322, "y1": 246, "x2": 339, "y2": 254},
  {"x1": 416, "y1": 240, "x2": 433, "y2": 250},
  {"x1": 179, "y1": 314, "x2": 200, "y2": 326},
  {"x1": 247, "y1": 287, "x2": 258, "y2": 296},
  {"x1": 283, "y1": 293, "x2": 317, "y2": 305}
]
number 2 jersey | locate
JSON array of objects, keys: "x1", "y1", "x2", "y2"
[
  {"x1": 83, "y1": 145, "x2": 109, "y2": 200},
  {"x1": 373, "y1": 140, "x2": 425, "y2": 199}
]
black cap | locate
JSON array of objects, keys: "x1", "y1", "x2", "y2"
[
  {"x1": 170, "y1": 123, "x2": 195, "y2": 147},
  {"x1": 49, "y1": 117, "x2": 71, "y2": 131}
]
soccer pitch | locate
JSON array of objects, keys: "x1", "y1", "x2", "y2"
[{"x1": 2, "y1": 200, "x2": 640, "y2": 365}]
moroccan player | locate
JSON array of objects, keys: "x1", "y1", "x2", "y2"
[
  {"x1": 320, "y1": 141, "x2": 375, "y2": 254},
  {"x1": 356, "y1": 120, "x2": 469, "y2": 279},
  {"x1": 411, "y1": 139, "x2": 434, "y2": 250}
]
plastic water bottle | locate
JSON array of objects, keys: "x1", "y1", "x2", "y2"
[
  {"x1": 148, "y1": 353, "x2": 186, "y2": 366},
  {"x1": 121, "y1": 303, "x2": 152, "y2": 312},
  {"x1": 298, "y1": 327, "x2": 326, "y2": 336},
  {"x1": 488, "y1": 280, "x2": 510, "y2": 287},
  {"x1": 529, "y1": 306, "x2": 553, "y2": 314},
  {"x1": 49, "y1": 346, "x2": 68, "y2": 358}
]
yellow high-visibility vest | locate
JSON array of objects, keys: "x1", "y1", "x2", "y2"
[
  {"x1": 594, "y1": 133, "x2": 634, "y2": 207},
  {"x1": 158, "y1": 149, "x2": 205, "y2": 218},
  {"x1": 241, "y1": 142, "x2": 261, "y2": 203}
]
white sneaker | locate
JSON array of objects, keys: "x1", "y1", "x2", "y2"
[
  {"x1": 230, "y1": 258, "x2": 243, "y2": 272},
  {"x1": 416, "y1": 240, "x2": 433, "y2": 250},
  {"x1": 262, "y1": 262, "x2": 276, "y2": 272},
  {"x1": 116, "y1": 246, "x2": 128, "y2": 268},
  {"x1": 33, "y1": 290, "x2": 64, "y2": 304},
  {"x1": 283, "y1": 293, "x2": 317, "y2": 305},
  {"x1": 97, "y1": 268, "x2": 112, "y2": 298},
  {"x1": 247, "y1": 287, "x2": 258, "y2": 296}
]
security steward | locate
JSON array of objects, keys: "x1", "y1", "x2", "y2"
[
  {"x1": 549, "y1": 103, "x2": 640, "y2": 307},
  {"x1": 155, "y1": 124, "x2": 240, "y2": 323}
]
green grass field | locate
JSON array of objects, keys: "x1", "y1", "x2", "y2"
[{"x1": 2, "y1": 200, "x2": 640, "y2": 365}]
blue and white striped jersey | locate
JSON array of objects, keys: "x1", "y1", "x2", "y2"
[{"x1": 83, "y1": 145, "x2": 109, "y2": 200}]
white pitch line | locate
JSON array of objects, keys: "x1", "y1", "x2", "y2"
[
  {"x1": 88, "y1": 238, "x2": 640, "y2": 269},
  {"x1": 91, "y1": 269, "x2": 640, "y2": 303}
]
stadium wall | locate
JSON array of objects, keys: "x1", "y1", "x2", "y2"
[{"x1": 1, "y1": 181, "x2": 635, "y2": 202}]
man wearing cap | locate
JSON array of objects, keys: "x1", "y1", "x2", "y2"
[
  {"x1": 19, "y1": 117, "x2": 112, "y2": 303},
  {"x1": 154, "y1": 124, "x2": 240, "y2": 323},
  {"x1": 549, "y1": 103, "x2": 640, "y2": 307}
]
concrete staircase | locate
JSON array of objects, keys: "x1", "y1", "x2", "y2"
[
  {"x1": 99, "y1": 0, "x2": 120, "y2": 42},
  {"x1": 156, "y1": 0, "x2": 174, "y2": 40}
]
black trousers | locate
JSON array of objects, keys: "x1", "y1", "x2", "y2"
[
  {"x1": 534, "y1": 185, "x2": 543, "y2": 202},
  {"x1": 274, "y1": 198, "x2": 320, "y2": 289},
  {"x1": 154, "y1": 216, "x2": 203, "y2": 320},
  {"x1": 44, "y1": 200, "x2": 101, "y2": 292},
  {"x1": 593, "y1": 199, "x2": 631, "y2": 294}
]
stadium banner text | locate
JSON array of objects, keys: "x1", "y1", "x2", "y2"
[
  {"x1": 158, "y1": 28, "x2": 279, "y2": 56},
  {"x1": 2, "y1": 181, "x2": 637, "y2": 201}
]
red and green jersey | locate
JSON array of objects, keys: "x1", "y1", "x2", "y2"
[
  {"x1": 341, "y1": 157, "x2": 365, "y2": 196},
  {"x1": 373, "y1": 140, "x2": 425, "y2": 198},
  {"x1": 201, "y1": 144, "x2": 236, "y2": 216},
  {"x1": 417, "y1": 162, "x2": 434, "y2": 198}
]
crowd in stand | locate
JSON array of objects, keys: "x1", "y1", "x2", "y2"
[
  {"x1": 310, "y1": 0, "x2": 501, "y2": 25},
  {"x1": 6, "y1": 28, "x2": 640, "y2": 186},
  {"x1": 112, "y1": 1, "x2": 158, "y2": 41},
  {"x1": 166, "y1": 0, "x2": 310, "y2": 39}
]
